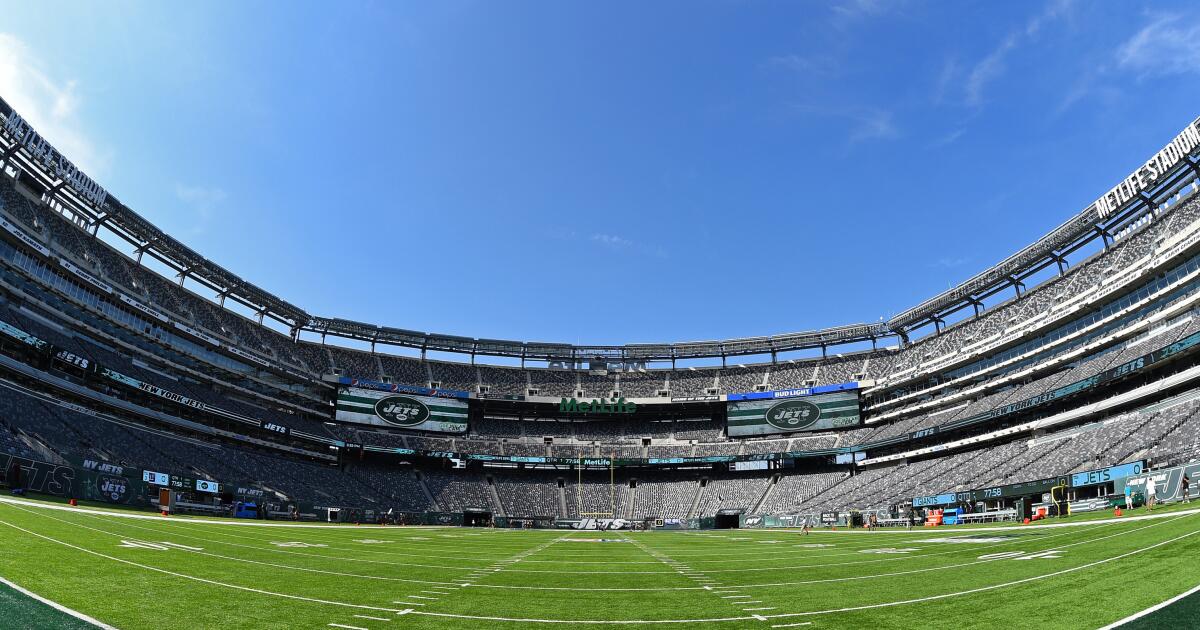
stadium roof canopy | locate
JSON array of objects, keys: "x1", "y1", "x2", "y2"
[{"x1": 2, "y1": 95, "x2": 1196, "y2": 362}]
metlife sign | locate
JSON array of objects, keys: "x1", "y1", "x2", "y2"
[
  {"x1": 3, "y1": 109, "x2": 109, "y2": 207},
  {"x1": 1092, "y1": 119, "x2": 1200, "y2": 219}
]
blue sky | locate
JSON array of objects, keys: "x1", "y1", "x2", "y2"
[{"x1": 2, "y1": 1, "x2": 1199, "y2": 350}]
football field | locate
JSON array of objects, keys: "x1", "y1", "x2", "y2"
[{"x1": 1, "y1": 496, "x2": 1199, "y2": 629}]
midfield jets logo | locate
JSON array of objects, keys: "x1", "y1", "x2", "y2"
[
  {"x1": 374, "y1": 395, "x2": 430, "y2": 427},
  {"x1": 764, "y1": 399, "x2": 822, "y2": 431}
]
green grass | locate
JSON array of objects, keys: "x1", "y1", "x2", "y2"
[{"x1": 1, "y1": 496, "x2": 1198, "y2": 629}]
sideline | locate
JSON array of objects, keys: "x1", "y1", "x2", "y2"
[
  {"x1": 782, "y1": 506, "x2": 1200, "y2": 534},
  {"x1": 0, "y1": 496, "x2": 454, "y2": 528}
]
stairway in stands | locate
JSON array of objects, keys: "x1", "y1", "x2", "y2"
[{"x1": 486, "y1": 476, "x2": 506, "y2": 517}]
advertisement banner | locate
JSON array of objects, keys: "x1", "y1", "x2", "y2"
[
  {"x1": 78, "y1": 458, "x2": 147, "y2": 505},
  {"x1": 1070, "y1": 461, "x2": 1144, "y2": 488},
  {"x1": 339, "y1": 377, "x2": 469, "y2": 400},
  {"x1": 335, "y1": 386, "x2": 468, "y2": 433},
  {"x1": 726, "y1": 382, "x2": 859, "y2": 402},
  {"x1": 118, "y1": 293, "x2": 170, "y2": 323},
  {"x1": 476, "y1": 393, "x2": 526, "y2": 401},
  {"x1": 913, "y1": 493, "x2": 957, "y2": 507},
  {"x1": 99, "y1": 367, "x2": 207, "y2": 410},
  {"x1": 727, "y1": 390, "x2": 860, "y2": 436},
  {"x1": 0, "y1": 319, "x2": 47, "y2": 350},
  {"x1": 0, "y1": 453, "x2": 75, "y2": 496},
  {"x1": 1122, "y1": 462, "x2": 1200, "y2": 503},
  {"x1": 58, "y1": 259, "x2": 113, "y2": 294},
  {"x1": 0, "y1": 216, "x2": 50, "y2": 257}
]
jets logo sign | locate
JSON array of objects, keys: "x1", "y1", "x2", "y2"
[
  {"x1": 97, "y1": 475, "x2": 128, "y2": 502},
  {"x1": 374, "y1": 395, "x2": 430, "y2": 427},
  {"x1": 764, "y1": 400, "x2": 822, "y2": 431}
]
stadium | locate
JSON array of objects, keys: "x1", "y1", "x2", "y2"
[{"x1": 3, "y1": 11, "x2": 1200, "y2": 629}]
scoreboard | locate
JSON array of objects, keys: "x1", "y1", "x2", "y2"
[
  {"x1": 142, "y1": 470, "x2": 169, "y2": 486},
  {"x1": 142, "y1": 469, "x2": 220, "y2": 494}
]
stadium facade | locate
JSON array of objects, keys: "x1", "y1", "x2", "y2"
[{"x1": 1, "y1": 94, "x2": 1199, "y2": 525}]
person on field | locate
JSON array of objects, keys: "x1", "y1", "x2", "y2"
[
  {"x1": 1181, "y1": 474, "x2": 1191, "y2": 504},
  {"x1": 1146, "y1": 476, "x2": 1157, "y2": 511},
  {"x1": 907, "y1": 510, "x2": 915, "y2": 531},
  {"x1": 1124, "y1": 484, "x2": 1133, "y2": 510}
]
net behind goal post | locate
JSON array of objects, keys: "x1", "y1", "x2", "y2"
[{"x1": 577, "y1": 454, "x2": 616, "y2": 517}]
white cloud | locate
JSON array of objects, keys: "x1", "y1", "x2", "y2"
[
  {"x1": 965, "y1": 34, "x2": 1018, "y2": 107},
  {"x1": 832, "y1": 0, "x2": 889, "y2": 22},
  {"x1": 0, "y1": 33, "x2": 108, "y2": 178},
  {"x1": 590, "y1": 233, "x2": 634, "y2": 249},
  {"x1": 589, "y1": 232, "x2": 668, "y2": 258},
  {"x1": 929, "y1": 256, "x2": 970, "y2": 269},
  {"x1": 788, "y1": 103, "x2": 900, "y2": 148},
  {"x1": 1117, "y1": 14, "x2": 1200, "y2": 78},
  {"x1": 847, "y1": 108, "x2": 899, "y2": 144},
  {"x1": 964, "y1": 0, "x2": 1073, "y2": 107},
  {"x1": 931, "y1": 128, "x2": 965, "y2": 148},
  {"x1": 766, "y1": 53, "x2": 838, "y2": 76}
]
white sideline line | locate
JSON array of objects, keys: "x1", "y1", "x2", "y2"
[
  {"x1": 0, "y1": 576, "x2": 117, "y2": 629},
  {"x1": 391, "y1": 601, "x2": 426, "y2": 606},
  {"x1": 771, "y1": 623, "x2": 811, "y2": 628},
  {"x1": 329, "y1": 625, "x2": 367, "y2": 630},
  {"x1": 407, "y1": 595, "x2": 438, "y2": 600},
  {"x1": 0, "y1": 496, "x2": 456, "y2": 529},
  {"x1": 353, "y1": 615, "x2": 391, "y2": 621},
  {"x1": 743, "y1": 607, "x2": 774, "y2": 611},
  {"x1": 1098, "y1": 581, "x2": 1200, "y2": 629}
]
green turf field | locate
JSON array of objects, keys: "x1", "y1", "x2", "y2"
[{"x1": 1, "y1": 496, "x2": 1198, "y2": 629}]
